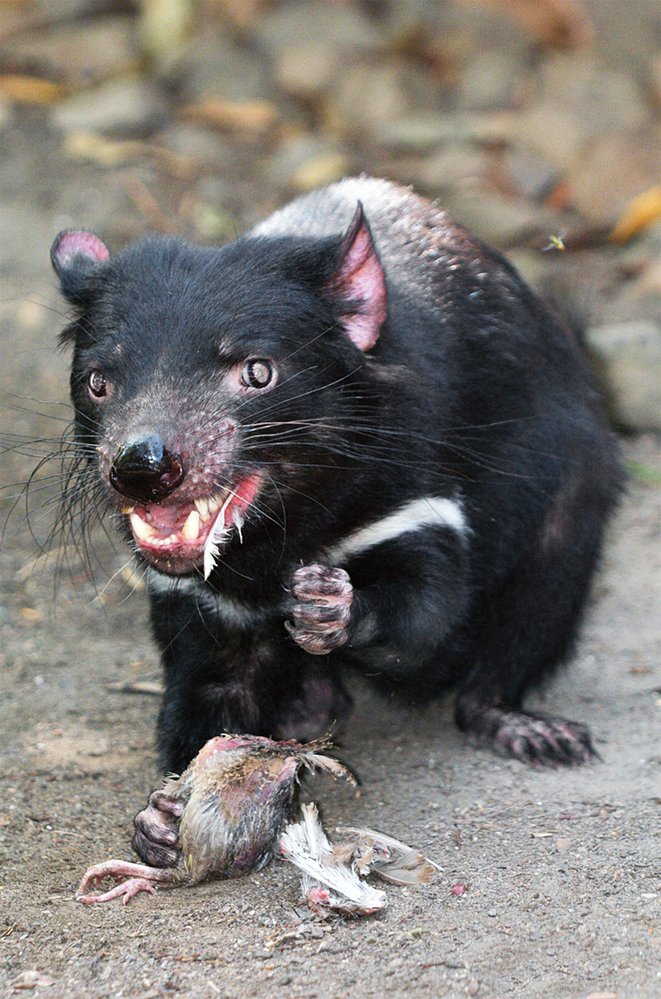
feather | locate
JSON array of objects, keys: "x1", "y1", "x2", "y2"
[
  {"x1": 335, "y1": 825, "x2": 440, "y2": 885},
  {"x1": 280, "y1": 803, "x2": 386, "y2": 916}
]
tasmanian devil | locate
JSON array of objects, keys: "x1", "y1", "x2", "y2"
[{"x1": 50, "y1": 177, "x2": 621, "y2": 866}]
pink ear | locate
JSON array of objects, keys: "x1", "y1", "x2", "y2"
[
  {"x1": 327, "y1": 203, "x2": 387, "y2": 352},
  {"x1": 51, "y1": 230, "x2": 110, "y2": 276}
]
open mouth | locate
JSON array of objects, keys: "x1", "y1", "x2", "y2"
[{"x1": 122, "y1": 474, "x2": 262, "y2": 577}]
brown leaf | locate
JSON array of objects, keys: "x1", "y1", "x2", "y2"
[
  {"x1": 63, "y1": 132, "x2": 198, "y2": 181},
  {"x1": 609, "y1": 186, "x2": 661, "y2": 245},
  {"x1": 0, "y1": 74, "x2": 68, "y2": 105},
  {"x1": 181, "y1": 97, "x2": 278, "y2": 135},
  {"x1": 19, "y1": 607, "x2": 42, "y2": 623}
]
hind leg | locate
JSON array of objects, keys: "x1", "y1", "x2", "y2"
[
  {"x1": 455, "y1": 695, "x2": 596, "y2": 766},
  {"x1": 454, "y1": 510, "x2": 608, "y2": 766}
]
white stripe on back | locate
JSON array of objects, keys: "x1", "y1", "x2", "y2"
[{"x1": 325, "y1": 495, "x2": 467, "y2": 564}]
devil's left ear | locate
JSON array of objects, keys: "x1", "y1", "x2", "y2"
[
  {"x1": 325, "y1": 203, "x2": 387, "y2": 352},
  {"x1": 51, "y1": 229, "x2": 110, "y2": 303}
]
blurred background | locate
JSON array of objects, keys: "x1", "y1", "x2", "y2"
[
  {"x1": 1, "y1": 0, "x2": 660, "y2": 444},
  {"x1": 1, "y1": 4, "x2": 660, "y2": 996}
]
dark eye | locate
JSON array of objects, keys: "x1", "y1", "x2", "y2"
[
  {"x1": 88, "y1": 369, "x2": 108, "y2": 399},
  {"x1": 241, "y1": 359, "x2": 275, "y2": 390}
]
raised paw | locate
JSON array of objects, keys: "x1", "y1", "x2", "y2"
[
  {"x1": 286, "y1": 563, "x2": 353, "y2": 656},
  {"x1": 132, "y1": 788, "x2": 184, "y2": 867},
  {"x1": 456, "y1": 696, "x2": 598, "y2": 768}
]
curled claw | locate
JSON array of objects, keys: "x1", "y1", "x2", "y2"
[
  {"x1": 76, "y1": 860, "x2": 176, "y2": 905},
  {"x1": 78, "y1": 878, "x2": 157, "y2": 906},
  {"x1": 493, "y1": 713, "x2": 598, "y2": 768},
  {"x1": 456, "y1": 695, "x2": 599, "y2": 768},
  {"x1": 132, "y1": 789, "x2": 183, "y2": 867},
  {"x1": 287, "y1": 564, "x2": 353, "y2": 655}
]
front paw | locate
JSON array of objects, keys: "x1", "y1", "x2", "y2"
[
  {"x1": 132, "y1": 788, "x2": 183, "y2": 868},
  {"x1": 286, "y1": 563, "x2": 353, "y2": 655}
]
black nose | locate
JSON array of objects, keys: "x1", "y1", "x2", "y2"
[{"x1": 110, "y1": 435, "x2": 185, "y2": 502}]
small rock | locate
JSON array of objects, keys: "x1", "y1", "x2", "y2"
[
  {"x1": 516, "y1": 54, "x2": 651, "y2": 167},
  {"x1": 540, "y1": 54, "x2": 649, "y2": 135},
  {"x1": 585, "y1": 0, "x2": 659, "y2": 77},
  {"x1": 588, "y1": 320, "x2": 661, "y2": 432},
  {"x1": 506, "y1": 249, "x2": 551, "y2": 291},
  {"x1": 567, "y1": 128, "x2": 661, "y2": 228},
  {"x1": 456, "y1": 50, "x2": 523, "y2": 111},
  {"x1": 378, "y1": 111, "x2": 516, "y2": 151},
  {"x1": 51, "y1": 78, "x2": 168, "y2": 138},
  {"x1": 34, "y1": 0, "x2": 112, "y2": 18},
  {"x1": 330, "y1": 61, "x2": 415, "y2": 136},
  {"x1": 0, "y1": 100, "x2": 11, "y2": 132},
  {"x1": 268, "y1": 134, "x2": 349, "y2": 191},
  {"x1": 157, "y1": 123, "x2": 238, "y2": 166},
  {"x1": 503, "y1": 147, "x2": 560, "y2": 202},
  {"x1": 254, "y1": 1, "x2": 383, "y2": 60},
  {"x1": 2, "y1": 16, "x2": 139, "y2": 88},
  {"x1": 138, "y1": 0, "x2": 195, "y2": 63},
  {"x1": 443, "y1": 189, "x2": 546, "y2": 248},
  {"x1": 651, "y1": 53, "x2": 661, "y2": 106},
  {"x1": 292, "y1": 152, "x2": 351, "y2": 193},
  {"x1": 160, "y1": 29, "x2": 270, "y2": 103},
  {"x1": 412, "y1": 145, "x2": 486, "y2": 198},
  {"x1": 273, "y1": 42, "x2": 336, "y2": 102},
  {"x1": 190, "y1": 202, "x2": 238, "y2": 243},
  {"x1": 515, "y1": 104, "x2": 586, "y2": 169}
]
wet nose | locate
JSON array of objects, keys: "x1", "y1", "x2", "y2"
[{"x1": 110, "y1": 435, "x2": 185, "y2": 502}]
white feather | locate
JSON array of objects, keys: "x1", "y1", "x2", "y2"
[
  {"x1": 203, "y1": 494, "x2": 234, "y2": 579},
  {"x1": 280, "y1": 804, "x2": 386, "y2": 914}
]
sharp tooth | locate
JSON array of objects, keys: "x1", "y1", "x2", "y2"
[
  {"x1": 195, "y1": 498, "x2": 209, "y2": 520},
  {"x1": 121, "y1": 505, "x2": 135, "y2": 515},
  {"x1": 182, "y1": 509, "x2": 201, "y2": 541},
  {"x1": 208, "y1": 494, "x2": 222, "y2": 515},
  {"x1": 130, "y1": 512, "x2": 154, "y2": 542}
]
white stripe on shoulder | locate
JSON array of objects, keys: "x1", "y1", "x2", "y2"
[
  {"x1": 147, "y1": 571, "x2": 266, "y2": 629},
  {"x1": 325, "y1": 495, "x2": 467, "y2": 564}
]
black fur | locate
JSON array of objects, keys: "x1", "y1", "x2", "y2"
[{"x1": 51, "y1": 178, "x2": 622, "y2": 789}]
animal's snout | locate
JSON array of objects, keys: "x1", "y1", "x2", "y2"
[{"x1": 110, "y1": 435, "x2": 185, "y2": 502}]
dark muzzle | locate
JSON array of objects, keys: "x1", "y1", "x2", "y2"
[{"x1": 110, "y1": 435, "x2": 185, "y2": 502}]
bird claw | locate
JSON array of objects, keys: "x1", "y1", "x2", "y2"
[{"x1": 76, "y1": 860, "x2": 169, "y2": 905}]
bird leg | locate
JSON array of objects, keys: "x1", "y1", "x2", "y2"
[{"x1": 76, "y1": 859, "x2": 180, "y2": 905}]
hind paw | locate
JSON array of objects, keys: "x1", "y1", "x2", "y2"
[
  {"x1": 492, "y1": 712, "x2": 597, "y2": 767},
  {"x1": 456, "y1": 697, "x2": 598, "y2": 767}
]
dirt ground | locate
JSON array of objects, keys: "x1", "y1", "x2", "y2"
[{"x1": 1, "y1": 40, "x2": 660, "y2": 999}]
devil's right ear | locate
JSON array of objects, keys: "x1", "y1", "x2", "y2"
[{"x1": 51, "y1": 230, "x2": 110, "y2": 303}]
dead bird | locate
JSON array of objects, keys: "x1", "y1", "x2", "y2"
[{"x1": 77, "y1": 733, "x2": 354, "y2": 905}]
